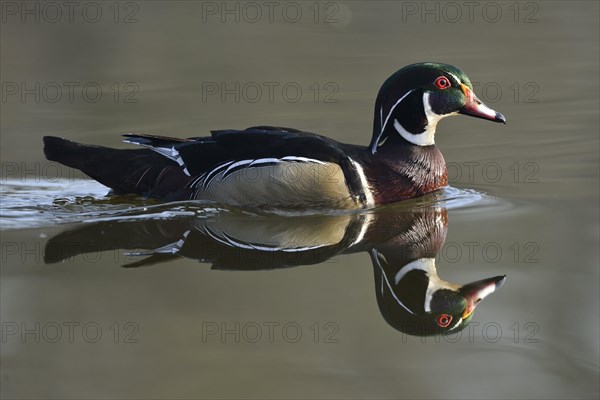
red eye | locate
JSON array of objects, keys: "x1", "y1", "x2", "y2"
[
  {"x1": 435, "y1": 76, "x2": 451, "y2": 90},
  {"x1": 436, "y1": 314, "x2": 453, "y2": 328}
]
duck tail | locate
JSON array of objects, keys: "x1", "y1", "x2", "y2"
[
  {"x1": 42, "y1": 136, "x2": 190, "y2": 197},
  {"x1": 43, "y1": 136, "x2": 110, "y2": 171}
]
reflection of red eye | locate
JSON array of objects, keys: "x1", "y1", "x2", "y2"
[
  {"x1": 436, "y1": 314, "x2": 453, "y2": 327},
  {"x1": 435, "y1": 76, "x2": 451, "y2": 90}
]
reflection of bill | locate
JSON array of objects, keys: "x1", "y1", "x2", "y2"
[{"x1": 45, "y1": 204, "x2": 506, "y2": 337}]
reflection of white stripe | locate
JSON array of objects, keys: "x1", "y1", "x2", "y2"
[
  {"x1": 126, "y1": 229, "x2": 191, "y2": 256},
  {"x1": 394, "y1": 258, "x2": 435, "y2": 284},
  {"x1": 348, "y1": 212, "x2": 375, "y2": 247},
  {"x1": 423, "y1": 261, "x2": 461, "y2": 313},
  {"x1": 201, "y1": 226, "x2": 328, "y2": 253},
  {"x1": 372, "y1": 250, "x2": 416, "y2": 315},
  {"x1": 448, "y1": 317, "x2": 463, "y2": 331}
]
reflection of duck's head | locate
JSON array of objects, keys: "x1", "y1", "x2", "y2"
[{"x1": 372, "y1": 253, "x2": 506, "y2": 336}]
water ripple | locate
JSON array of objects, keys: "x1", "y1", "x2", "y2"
[{"x1": 0, "y1": 179, "x2": 505, "y2": 230}]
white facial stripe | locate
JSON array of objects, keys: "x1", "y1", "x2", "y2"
[
  {"x1": 447, "y1": 72, "x2": 461, "y2": 86},
  {"x1": 371, "y1": 89, "x2": 416, "y2": 153},
  {"x1": 381, "y1": 89, "x2": 414, "y2": 134}
]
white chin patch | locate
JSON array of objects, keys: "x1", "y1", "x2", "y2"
[
  {"x1": 394, "y1": 92, "x2": 457, "y2": 146},
  {"x1": 394, "y1": 119, "x2": 435, "y2": 146}
]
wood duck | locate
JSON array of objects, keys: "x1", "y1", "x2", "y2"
[
  {"x1": 43, "y1": 62, "x2": 506, "y2": 209},
  {"x1": 44, "y1": 204, "x2": 506, "y2": 336}
]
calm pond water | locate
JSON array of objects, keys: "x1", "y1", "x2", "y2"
[{"x1": 1, "y1": 1, "x2": 598, "y2": 399}]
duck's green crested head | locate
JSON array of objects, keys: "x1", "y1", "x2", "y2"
[{"x1": 370, "y1": 62, "x2": 506, "y2": 153}]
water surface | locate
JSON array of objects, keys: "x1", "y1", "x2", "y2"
[{"x1": 1, "y1": 1, "x2": 598, "y2": 399}]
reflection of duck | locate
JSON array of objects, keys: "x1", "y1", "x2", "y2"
[
  {"x1": 45, "y1": 205, "x2": 505, "y2": 336},
  {"x1": 43, "y1": 63, "x2": 505, "y2": 209}
]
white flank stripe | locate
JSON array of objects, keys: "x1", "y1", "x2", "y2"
[
  {"x1": 197, "y1": 157, "x2": 328, "y2": 190},
  {"x1": 280, "y1": 156, "x2": 326, "y2": 164},
  {"x1": 201, "y1": 160, "x2": 235, "y2": 189},
  {"x1": 249, "y1": 158, "x2": 280, "y2": 167},
  {"x1": 223, "y1": 159, "x2": 254, "y2": 176},
  {"x1": 349, "y1": 158, "x2": 375, "y2": 208}
]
